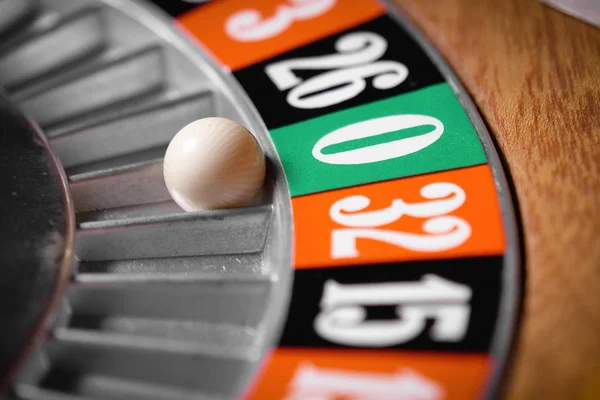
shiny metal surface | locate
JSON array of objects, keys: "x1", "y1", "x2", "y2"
[
  {"x1": 1, "y1": 0, "x2": 293, "y2": 398},
  {"x1": 0, "y1": 6, "x2": 105, "y2": 90},
  {"x1": 51, "y1": 91, "x2": 214, "y2": 168},
  {"x1": 0, "y1": 0, "x2": 38, "y2": 37},
  {"x1": 75, "y1": 205, "x2": 272, "y2": 260},
  {"x1": 0, "y1": 91, "x2": 74, "y2": 389}
]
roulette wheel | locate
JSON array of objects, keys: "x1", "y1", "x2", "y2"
[{"x1": 0, "y1": 0, "x2": 597, "y2": 399}]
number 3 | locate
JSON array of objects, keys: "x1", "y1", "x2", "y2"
[{"x1": 225, "y1": 0, "x2": 336, "y2": 42}]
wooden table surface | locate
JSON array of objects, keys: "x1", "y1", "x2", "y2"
[{"x1": 393, "y1": 0, "x2": 600, "y2": 398}]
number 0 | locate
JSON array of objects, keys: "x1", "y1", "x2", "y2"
[{"x1": 312, "y1": 114, "x2": 444, "y2": 165}]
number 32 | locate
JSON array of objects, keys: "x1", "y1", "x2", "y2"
[{"x1": 330, "y1": 182, "x2": 472, "y2": 258}]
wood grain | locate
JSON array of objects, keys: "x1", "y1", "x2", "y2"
[{"x1": 392, "y1": 0, "x2": 600, "y2": 398}]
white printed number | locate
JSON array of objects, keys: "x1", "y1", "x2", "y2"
[
  {"x1": 330, "y1": 182, "x2": 471, "y2": 258},
  {"x1": 313, "y1": 114, "x2": 444, "y2": 165},
  {"x1": 314, "y1": 275, "x2": 472, "y2": 346},
  {"x1": 225, "y1": 0, "x2": 336, "y2": 42},
  {"x1": 285, "y1": 364, "x2": 444, "y2": 400},
  {"x1": 266, "y1": 32, "x2": 408, "y2": 109}
]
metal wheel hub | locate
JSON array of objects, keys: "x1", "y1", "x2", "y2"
[{"x1": 1, "y1": 1, "x2": 292, "y2": 399}]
